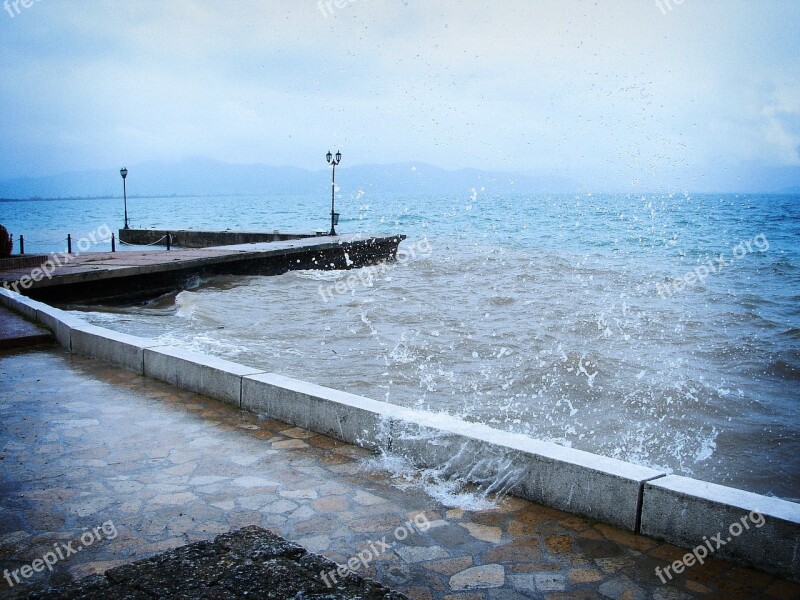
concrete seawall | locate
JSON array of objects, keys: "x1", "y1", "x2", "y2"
[
  {"x1": 1, "y1": 287, "x2": 798, "y2": 581},
  {"x1": 118, "y1": 228, "x2": 314, "y2": 248}
]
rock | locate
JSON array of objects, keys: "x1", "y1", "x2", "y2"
[{"x1": 18, "y1": 526, "x2": 408, "y2": 599}]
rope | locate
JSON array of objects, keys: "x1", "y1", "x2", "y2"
[
  {"x1": 118, "y1": 235, "x2": 169, "y2": 247},
  {"x1": 15, "y1": 236, "x2": 68, "y2": 245}
]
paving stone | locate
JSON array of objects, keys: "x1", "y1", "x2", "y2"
[
  {"x1": 560, "y1": 516, "x2": 592, "y2": 532},
  {"x1": 229, "y1": 454, "x2": 265, "y2": 466},
  {"x1": 594, "y1": 524, "x2": 657, "y2": 553},
  {"x1": 428, "y1": 524, "x2": 475, "y2": 547},
  {"x1": 597, "y1": 576, "x2": 647, "y2": 600},
  {"x1": 296, "y1": 534, "x2": 331, "y2": 553},
  {"x1": 280, "y1": 488, "x2": 318, "y2": 500},
  {"x1": 423, "y1": 556, "x2": 474, "y2": 576},
  {"x1": 544, "y1": 535, "x2": 572, "y2": 554},
  {"x1": 312, "y1": 495, "x2": 350, "y2": 512},
  {"x1": 594, "y1": 556, "x2": 636, "y2": 574},
  {"x1": 230, "y1": 475, "x2": 278, "y2": 488},
  {"x1": 577, "y1": 538, "x2": 625, "y2": 560},
  {"x1": 483, "y1": 539, "x2": 543, "y2": 563},
  {"x1": 403, "y1": 587, "x2": 434, "y2": 600},
  {"x1": 395, "y1": 545, "x2": 450, "y2": 563},
  {"x1": 487, "y1": 591, "x2": 532, "y2": 600},
  {"x1": 187, "y1": 475, "x2": 229, "y2": 485},
  {"x1": 151, "y1": 492, "x2": 198, "y2": 506},
  {"x1": 544, "y1": 591, "x2": 600, "y2": 600},
  {"x1": 568, "y1": 568, "x2": 604, "y2": 584},
  {"x1": 509, "y1": 572, "x2": 539, "y2": 592},
  {"x1": 652, "y1": 587, "x2": 696, "y2": 600},
  {"x1": 145, "y1": 483, "x2": 188, "y2": 494},
  {"x1": 382, "y1": 562, "x2": 415, "y2": 587},
  {"x1": 648, "y1": 543, "x2": 689, "y2": 563},
  {"x1": 236, "y1": 494, "x2": 276, "y2": 510},
  {"x1": 354, "y1": 491, "x2": 388, "y2": 506},
  {"x1": 449, "y1": 564, "x2": 505, "y2": 590},
  {"x1": 684, "y1": 579, "x2": 712, "y2": 594},
  {"x1": 273, "y1": 439, "x2": 310, "y2": 449},
  {"x1": 461, "y1": 522, "x2": 503, "y2": 544},
  {"x1": 424, "y1": 519, "x2": 449, "y2": 530},
  {"x1": 280, "y1": 426, "x2": 317, "y2": 439},
  {"x1": 348, "y1": 515, "x2": 405, "y2": 534},
  {"x1": 289, "y1": 505, "x2": 317, "y2": 520},
  {"x1": 534, "y1": 572, "x2": 567, "y2": 592}
]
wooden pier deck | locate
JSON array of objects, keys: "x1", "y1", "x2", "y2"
[{"x1": 0, "y1": 233, "x2": 405, "y2": 304}]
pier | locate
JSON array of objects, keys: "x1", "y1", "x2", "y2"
[{"x1": 0, "y1": 230, "x2": 405, "y2": 304}]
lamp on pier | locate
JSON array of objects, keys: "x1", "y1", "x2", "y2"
[
  {"x1": 326, "y1": 150, "x2": 341, "y2": 236},
  {"x1": 120, "y1": 167, "x2": 129, "y2": 229}
]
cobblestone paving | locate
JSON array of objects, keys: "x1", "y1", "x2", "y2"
[{"x1": 1, "y1": 346, "x2": 798, "y2": 599}]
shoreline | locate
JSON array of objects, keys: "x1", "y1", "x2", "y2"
[{"x1": 1, "y1": 287, "x2": 797, "y2": 581}]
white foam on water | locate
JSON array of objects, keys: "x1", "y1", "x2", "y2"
[
  {"x1": 175, "y1": 291, "x2": 199, "y2": 318},
  {"x1": 154, "y1": 331, "x2": 250, "y2": 360},
  {"x1": 292, "y1": 269, "x2": 345, "y2": 282},
  {"x1": 363, "y1": 450, "x2": 512, "y2": 512}
]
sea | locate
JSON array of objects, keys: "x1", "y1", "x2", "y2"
[{"x1": 2, "y1": 191, "x2": 798, "y2": 504}]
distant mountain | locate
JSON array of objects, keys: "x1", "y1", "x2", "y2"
[
  {"x1": 1, "y1": 158, "x2": 797, "y2": 199},
  {"x1": 699, "y1": 162, "x2": 800, "y2": 194},
  {"x1": 0, "y1": 159, "x2": 577, "y2": 199}
]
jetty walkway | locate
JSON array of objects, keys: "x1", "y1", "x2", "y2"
[{"x1": 0, "y1": 232, "x2": 404, "y2": 304}]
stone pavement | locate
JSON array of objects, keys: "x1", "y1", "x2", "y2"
[{"x1": 0, "y1": 346, "x2": 798, "y2": 599}]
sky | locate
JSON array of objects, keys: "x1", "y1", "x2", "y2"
[{"x1": 0, "y1": 0, "x2": 798, "y2": 191}]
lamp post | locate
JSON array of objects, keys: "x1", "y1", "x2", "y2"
[
  {"x1": 326, "y1": 150, "x2": 341, "y2": 236},
  {"x1": 120, "y1": 167, "x2": 129, "y2": 229}
]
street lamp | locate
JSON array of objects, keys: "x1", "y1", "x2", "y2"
[
  {"x1": 326, "y1": 150, "x2": 341, "y2": 236},
  {"x1": 120, "y1": 167, "x2": 129, "y2": 229}
]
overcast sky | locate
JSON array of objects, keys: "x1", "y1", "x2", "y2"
[{"x1": 1, "y1": 0, "x2": 798, "y2": 190}]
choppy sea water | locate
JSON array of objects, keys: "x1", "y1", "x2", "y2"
[{"x1": 2, "y1": 192, "x2": 798, "y2": 502}]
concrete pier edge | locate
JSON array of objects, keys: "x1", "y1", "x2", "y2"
[{"x1": 1, "y1": 286, "x2": 797, "y2": 581}]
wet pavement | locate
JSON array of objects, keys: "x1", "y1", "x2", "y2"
[
  {"x1": 1, "y1": 345, "x2": 798, "y2": 599},
  {"x1": 0, "y1": 307, "x2": 51, "y2": 350}
]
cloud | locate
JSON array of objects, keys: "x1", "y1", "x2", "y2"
[{"x1": 0, "y1": 0, "x2": 798, "y2": 190}]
